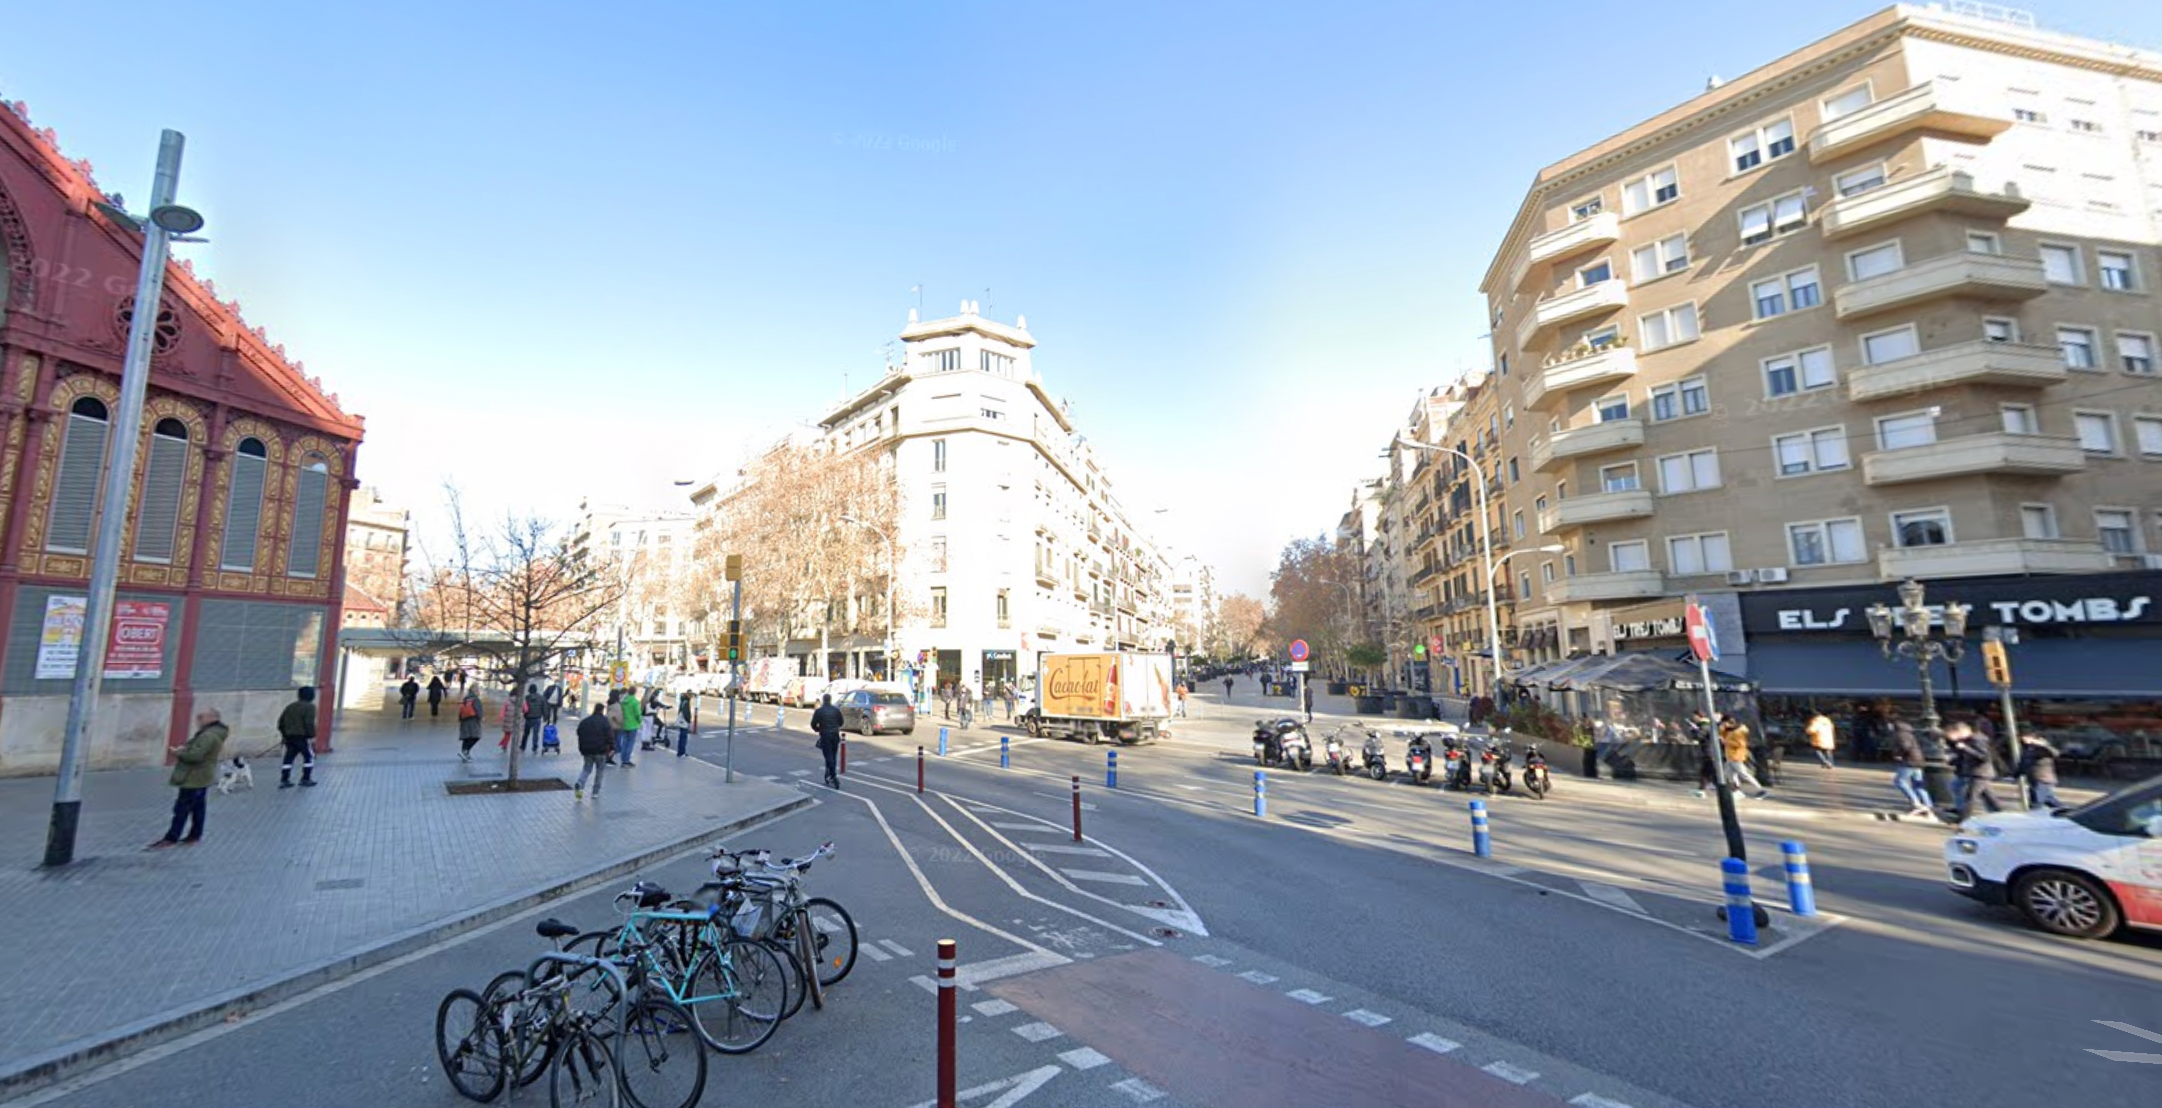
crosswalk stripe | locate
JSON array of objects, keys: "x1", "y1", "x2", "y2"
[
  {"x1": 860, "y1": 944, "x2": 892, "y2": 962},
  {"x1": 1483, "y1": 1062, "x2": 1540, "y2": 1084},
  {"x1": 990, "y1": 821, "x2": 1062, "y2": 834},
  {"x1": 1059, "y1": 869, "x2": 1149, "y2": 887},
  {"x1": 1408, "y1": 1032, "x2": 1460, "y2": 1054},
  {"x1": 877, "y1": 939, "x2": 914, "y2": 957},
  {"x1": 1023, "y1": 844, "x2": 1112, "y2": 857}
]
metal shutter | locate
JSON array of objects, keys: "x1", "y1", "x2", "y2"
[
  {"x1": 131, "y1": 430, "x2": 189, "y2": 563},
  {"x1": 45, "y1": 412, "x2": 109, "y2": 554},
  {"x1": 286, "y1": 464, "x2": 329, "y2": 578},
  {"x1": 221, "y1": 453, "x2": 266, "y2": 571}
]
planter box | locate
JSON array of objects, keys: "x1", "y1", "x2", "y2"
[
  {"x1": 1327, "y1": 681, "x2": 1349, "y2": 696},
  {"x1": 1397, "y1": 696, "x2": 1433, "y2": 720},
  {"x1": 1354, "y1": 695, "x2": 1386, "y2": 714},
  {"x1": 1603, "y1": 742, "x2": 1702, "y2": 782}
]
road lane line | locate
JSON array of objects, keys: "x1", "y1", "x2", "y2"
[
  {"x1": 1059, "y1": 1046, "x2": 1111, "y2": 1070},
  {"x1": 1236, "y1": 970, "x2": 1279, "y2": 984},
  {"x1": 806, "y1": 783, "x2": 1053, "y2": 957},
  {"x1": 937, "y1": 793, "x2": 1210, "y2": 937},
  {"x1": 1060, "y1": 869, "x2": 1150, "y2": 887},
  {"x1": 1483, "y1": 1062, "x2": 1541, "y2": 1084},
  {"x1": 1408, "y1": 1032, "x2": 1462, "y2": 1054},
  {"x1": 973, "y1": 999, "x2": 1018, "y2": 1016},
  {"x1": 1343, "y1": 1009, "x2": 1392, "y2": 1027},
  {"x1": 1285, "y1": 988, "x2": 1332, "y2": 1004},
  {"x1": 1190, "y1": 954, "x2": 1232, "y2": 967},
  {"x1": 1110, "y1": 1077, "x2": 1166, "y2": 1103},
  {"x1": 2097, "y1": 1020, "x2": 2162, "y2": 1045},
  {"x1": 1021, "y1": 843, "x2": 1113, "y2": 857},
  {"x1": 1570, "y1": 1095, "x2": 1639, "y2": 1107},
  {"x1": 1011, "y1": 1020, "x2": 1063, "y2": 1042}
]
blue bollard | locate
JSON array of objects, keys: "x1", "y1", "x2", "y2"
[
  {"x1": 1254, "y1": 770, "x2": 1266, "y2": 817},
  {"x1": 1722, "y1": 858, "x2": 1760, "y2": 945},
  {"x1": 1000, "y1": 735, "x2": 1010, "y2": 769},
  {"x1": 1469, "y1": 800, "x2": 1491, "y2": 858},
  {"x1": 939, "y1": 727, "x2": 948, "y2": 756},
  {"x1": 1781, "y1": 840, "x2": 1817, "y2": 917},
  {"x1": 1107, "y1": 749, "x2": 1118, "y2": 789}
]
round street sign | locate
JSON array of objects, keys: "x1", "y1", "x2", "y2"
[
  {"x1": 1288, "y1": 639, "x2": 1310, "y2": 663},
  {"x1": 1685, "y1": 601, "x2": 1719, "y2": 663},
  {"x1": 1427, "y1": 635, "x2": 1442, "y2": 654}
]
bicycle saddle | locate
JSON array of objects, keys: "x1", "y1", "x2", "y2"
[
  {"x1": 535, "y1": 918, "x2": 580, "y2": 940},
  {"x1": 632, "y1": 880, "x2": 671, "y2": 908}
]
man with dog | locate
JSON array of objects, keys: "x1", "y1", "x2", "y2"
[
  {"x1": 148, "y1": 707, "x2": 229, "y2": 849},
  {"x1": 278, "y1": 686, "x2": 320, "y2": 788}
]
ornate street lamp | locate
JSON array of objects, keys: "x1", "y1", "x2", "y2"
[{"x1": 1866, "y1": 577, "x2": 1970, "y2": 806}]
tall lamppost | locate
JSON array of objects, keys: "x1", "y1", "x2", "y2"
[
  {"x1": 1395, "y1": 437, "x2": 1507, "y2": 699},
  {"x1": 840, "y1": 513, "x2": 897, "y2": 682},
  {"x1": 1866, "y1": 577, "x2": 1969, "y2": 806},
  {"x1": 1483, "y1": 543, "x2": 1565, "y2": 691}
]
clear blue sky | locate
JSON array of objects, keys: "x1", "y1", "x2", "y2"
[{"x1": 8, "y1": 0, "x2": 2158, "y2": 595}]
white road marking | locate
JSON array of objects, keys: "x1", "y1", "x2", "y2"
[
  {"x1": 1190, "y1": 954, "x2": 1232, "y2": 967},
  {"x1": 860, "y1": 944, "x2": 892, "y2": 962},
  {"x1": 809, "y1": 787, "x2": 1055, "y2": 960},
  {"x1": 940, "y1": 798, "x2": 1208, "y2": 937},
  {"x1": 1577, "y1": 882, "x2": 1648, "y2": 915},
  {"x1": 1483, "y1": 1061, "x2": 1540, "y2": 1084},
  {"x1": 1023, "y1": 843, "x2": 1113, "y2": 857},
  {"x1": 973, "y1": 998, "x2": 1018, "y2": 1017},
  {"x1": 1343, "y1": 1009, "x2": 1392, "y2": 1027},
  {"x1": 877, "y1": 939, "x2": 915, "y2": 957},
  {"x1": 1110, "y1": 1077, "x2": 1166, "y2": 1103},
  {"x1": 901, "y1": 1064, "x2": 1061, "y2": 1108},
  {"x1": 1058, "y1": 1046, "x2": 1112, "y2": 1071},
  {"x1": 1408, "y1": 1032, "x2": 1461, "y2": 1054},
  {"x1": 1285, "y1": 988, "x2": 1332, "y2": 1004},
  {"x1": 1011, "y1": 1021, "x2": 1063, "y2": 1042},
  {"x1": 1570, "y1": 1095, "x2": 1639, "y2": 1108},
  {"x1": 2091, "y1": 1020, "x2": 2162, "y2": 1063},
  {"x1": 955, "y1": 951, "x2": 1071, "y2": 989},
  {"x1": 1236, "y1": 970, "x2": 1279, "y2": 985},
  {"x1": 992, "y1": 821, "x2": 1064, "y2": 834},
  {"x1": 1035, "y1": 792, "x2": 1100, "y2": 810},
  {"x1": 788, "y1": 769, "x2": 811, "y2": 776},
  {"x1": 1061, "y1": 869, "x2": 1150, "y2": 887}
]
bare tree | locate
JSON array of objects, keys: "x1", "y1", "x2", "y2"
[
  {"x1": 1265, "y1": 535, "x2": 1362, "y2": 674},
  {"x1": 1212, "y1": 593, "x2": 1267, "y2": 660}
]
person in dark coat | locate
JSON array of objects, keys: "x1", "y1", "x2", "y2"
[
  {"x1": 810, "y1": 694, "x2": 845, "y2": 789},
  {"x1": 521, "y1": 684, "x2": 546, "y2": 753},
  {"x1": 148, "y1": 708, "x2": 228, "y2": 849},
  {"x1": 457, "y1": 686, "x2": 484, "y2": 761},
  {"x1": 1948, "y1": 721, "x2": 2004, "y2": 822},
  {"x1": 542, "y1": 681, "x2": 563, "y2": 726},
  {"x1": 277, "y1": 687, "x2": 319, "y2": 788},
  {"x1": 676, "y1": 689, "x2": 695, "y2": 757},
  {"x1": 399, "y1": 676, "x2": 420, "y2": 720},
  {"x1": 1890, "y1": 720, "x2": 1932, "y2": 817},
  {"x1": 2017, "y1": 732, "x2": 2064, "y2": 811},
  {"x1": 426, "y1": 675, "x2": 446, "y2": 717},
  {"x1": 573, "y1": 703, "x2": 614, "y2": 799}
]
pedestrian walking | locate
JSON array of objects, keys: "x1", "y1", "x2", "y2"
[
  {"x1": 498, "y1": 693, "x2": 516, "y2": 750},
  {"x1": 1888, "y1": 720, "x2": 1933, "y2": 817},
  {"x1": 399, "y1": 676, "x2": 420, "y2": 720},
  {"x1": 454, "y1": 667, "x2": 466, "y2": 691},
  {"x1": 426, "y1": 674, "x2": 446, "y2": 718},
  {"x1": 2017, "y1": 732, "x2": 2064, "y2": 811},
  {"x1": 457, "y1": 686, "x2": 483, "y2": 760},
  {"x1": 1174, "y1": 683, "x2": 1188, "y2": 718},
  {"x1": 1806, "y1": 711, "x2": 1837, "y2": 769},
  {"x1": 1223, "y1": 676, "x2": 1233, "y2": 698},
  {"x1": 1595, "y1": 711, "x2": 1624, "y2": 779},
  {"x1": 521, "y1": 683, "x2": 545, "y2": 753},
  {"x1": 811, "y1": 694, "x2": 844, "y2": 788},
  {"x1": 617, "y1": 689, "x2": 642, "y2": 766},
  {"x1": 1948, "y1": 722, "x2": 2004, "y2": 822},
  {"x1": 573, "y1": 702, "x2": 613, "y2": 799},
  {"x1": 1720, "y1": 714, "x2": 1769, "y2": 799},
  {"x1": 1301, "y1": 682, "x2": 1314, "y2": 723},
  {"x1": 542, "y1": 681, "x2": 563, "y2": 726},
  {"x1": 148, "y1": 706, "x2": 229, "y2": 849},
  {"x1": 1001, "y1": 681, "x2": 1017, "y2": 721},
  {"x1": 1686, "y1": 713, "x2": 1719, "y2": 797},
  {"x1": 940, "y1": 684, "x2": 954, "y2": 720},
  {"x1": 957, "y1": 683, "x2": 976, "y2": 729},
  {"x1": 644, "y1": 686, "x2": 665, "y2": 748},
  {"x1": 277, "y1": 686, "x2": 320, "y2": 788}
]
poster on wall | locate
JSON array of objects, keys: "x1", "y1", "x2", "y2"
[
  {"x1": 34, "y1": 595, "x2": 87, "y2": 679},
  {"x1": 103, "y1": 600, "x2": 171, "y2": 679}
]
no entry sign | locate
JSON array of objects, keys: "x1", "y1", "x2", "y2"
[{"x1": 1288, "y1": 639, "x2": 1310, "y2": 663}]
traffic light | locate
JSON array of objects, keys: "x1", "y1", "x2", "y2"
[
  {"x1": 1980, "y1": 639, "x2": 2012, "y2": 687},
  {"x1": 725, "y1": 619, "x2": 742, "y2": 662},
  {"x1": 1413, "y1": 643, "x2": 1427, "y2": 659},
  {"x1": 724, "y1": 554, "x2": 743, "y2": 582}
]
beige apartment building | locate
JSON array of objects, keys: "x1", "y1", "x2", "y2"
[{"x1": 1461, "y1": 3, "x2": 2162, "y2": 705}]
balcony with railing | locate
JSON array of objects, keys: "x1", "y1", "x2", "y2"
[
  {"x1": 1833, "y1": 251, "x2": 2047, "y2": 320},
  {"x1": 1844, "y1": 339, "x2": 2064, "y2": 401},
  {"x1": 1877, "y1": 538, "x2": 2114, "y2": 581},
  {"x1": 1546, "y1": 569, "x2": 1666, "y2": 604},
  {"x1": 1521, "y1": 345, "x2": 1639, "y2": 411},
  {"x1": 1807, "y1": 81, "x2": 2012, "y2": 163},
  {"x1": 1819, "y1": 165, "x2": 2028, "y2": 240},
  {"x1": 1515, "y1": 278, "x2": 1630, "y2": 350},
  {"x1": 1536, "y1": 489, "x2": 1655, "y2": 533},
  {"x1": 1530, "y1": 418, "x2": 1645, "y2": 472},
  {"x1": 1510, "y1": 210, "x2": 1622, "y2": 293},
  {"x1": 1861, "y1": 432, "x2": 2085, "y2": 486}
]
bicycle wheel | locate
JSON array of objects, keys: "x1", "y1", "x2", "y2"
[
  {"x1": 762, "y1": 937, "x2": 807, "y2": 1020},
  {"x1": 692, "y1": 940, "x2": 787, "y2": 1053},
  {"x1": 435, "y1": 988, "x2": 505, "y2": 1103},
  {"x1": 802, "y1": 897, "x2": 859, "y2": 986},
  {"x1": 480, "y1": 971, "x2": 553, "y2": 1088},
  {"x1": 618, "y1": 997, "x2": 709, "y2": 1108},
  {"x1": 547, "y1": 1025, "x2": 613, "y2": 1108}
]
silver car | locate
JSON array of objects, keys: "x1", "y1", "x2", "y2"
[{"x1": 838, "y1": 689, "x2": 916, "y2": 736}]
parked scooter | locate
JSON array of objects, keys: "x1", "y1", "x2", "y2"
[
  {"x1": 1403, "y1": 732, "x2": 1435, "y2": 785},
  {"x1": 1442, "y1": 734, "x2": 1471, "y2": 791},
  {"x1": 1279, "y1": 723, "x2": 1313, "y2": 772},
  {"x1": 1361, "y1": 728, "x2": 1389, "y2": 780},
  {"x1": 1323, "y1": 724, "x2": 1364, "y2": 776},
  {"x1": 1488, "y1": 739, "x2": 1515, "y2": 796},
  {"x1": 1252, "y1": 718, "x2": 1306, "y2": 768},
  {"x1": 1515, "y1": 734, "x2": 1551, "y2": 799}
]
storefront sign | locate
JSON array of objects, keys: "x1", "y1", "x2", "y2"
[
  {"x1": 1742, "y1": 571, "x2": 2162, "y2": 634},
  {"x1": 104, "y1": 600, "x2": 171, "y2": 679},
  {"x1": 1612, "y1": 616, "x2": 1685, "y2": 641}
]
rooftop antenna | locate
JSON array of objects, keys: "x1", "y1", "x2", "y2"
[{"x1": 911, "y1": 283, "x2": 923, "y2": 314}]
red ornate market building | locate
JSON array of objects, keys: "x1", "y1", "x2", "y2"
[{"x1": 0, "y1": 99, "x2": 366, "y2": 774}]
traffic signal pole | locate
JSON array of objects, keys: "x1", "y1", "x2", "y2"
[
  {"x1": 724, "y1": 555, "x2": 742, "y2": 784},
  {"x1": 1982, "y1": 632, "x2": 2025, "y2": 810}
]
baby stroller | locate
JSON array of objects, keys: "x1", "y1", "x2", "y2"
[{"x1": 540, "y1": 722, "x2": 561, "y2": 755}]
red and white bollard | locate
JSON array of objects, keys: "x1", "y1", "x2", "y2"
[
  {"x1": 1071, "y1": 775, "x2": 1083, "y2": 842},
  {"x1": 839, "y1": 737, "x2": 848, "y2": 775},
  {"x1": 936, "y1": 938, "x2": 957, "y2": 1108}
]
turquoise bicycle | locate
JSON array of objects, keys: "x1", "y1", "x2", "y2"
[{"x1": 582, "y1": 880, "x2": 791, "y2": 1053}]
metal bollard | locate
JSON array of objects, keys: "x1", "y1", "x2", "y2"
[
  {"x1": 917, "y1": 746, "x2": 925, "y2": 793},
  {"x1": 1107, "y1": 749, "x2": 1118, "y2": 789},
  {"x1": 1781, "y1": 840, "x2": 1817, "y2": 917},
  {"x1": 1722, "y1": 858, "x2": 1760, "y2": 945},
  {"x1": 839, "y1": 737, "x2": 847, "y2": 776},
  {"x1": 1000, "y1": 735, "x2": 1009, "y2": 769},
  {"x1": 1071, "y1": 776, "x2": 1083, "y2": 842},
  {"x1": 938, "y1": 727, "x2": 948, "y2": 757},
  {"x1": 936, "y1": 938, "x2": 957, "y2": 1108},
  {"x1": 1469, "y1": 800, "x2": 1491, "y2": 858},
  {"x1": 1253, "y1": 770, "x2": 1266, "y2": 818}
]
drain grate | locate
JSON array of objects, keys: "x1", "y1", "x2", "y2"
[{"x1": 315, "y1": 878, "x2": 366, "y2": 891}]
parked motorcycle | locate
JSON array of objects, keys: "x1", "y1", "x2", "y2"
[
  {"x1": 1361, "y1": 729, "x2": 1388, "y2": 781},
  {"x1": 1442, "y1": 734, "x2": 1470, "y2": 791},
  {"x1": 1488, "y1": 739, "x2": 1514, "y2": 796},
  {"x1": 1404, "y1": 732, "x2": 1434, "y2": 784},
  {"x1": 1252, "y1": 718, "x2": 1306, "y2": 768},
  {"x1": 1279, "y1": 723, "x2": 1313, "y2": 772},
  {"x1": 1323, "y1": 725, "x2": 1361, "y2": 776},
  {"x1": 1516, "y1": 734, "x2": 1551, "y2": 799}
]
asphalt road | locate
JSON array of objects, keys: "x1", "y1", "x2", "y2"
[{"x1": 24, "y1": 688, "x2": 2161, "y2": 1108}]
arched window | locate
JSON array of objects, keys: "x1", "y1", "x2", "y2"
[
  {"x1": 131, "y1": 418, "x2": 190, "y2": 563},
  {"x1": 287, "y1": 454, "x2": 331, "y2": 579},
  {"x1": 220, "y1": 437, "x2": 269, "y2": 571},
  {"x1": 45, "y1": 397, "x2": 110, "y2": 554}
]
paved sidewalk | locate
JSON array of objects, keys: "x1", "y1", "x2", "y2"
[{"x1": 0, "y1": 695, "x2": 806, "y2": 1093}]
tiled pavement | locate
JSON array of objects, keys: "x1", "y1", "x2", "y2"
[{"x1": 0, "y1": 698, "x2": 805, "y2": 1088}]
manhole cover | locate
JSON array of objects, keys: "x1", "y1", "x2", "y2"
[
  {"x1": 1150, "y1": 927, "x2": 1182, "y2": 939},
  {"x1": 315, "y1": 878, "x2": 365, "y2": 891}
]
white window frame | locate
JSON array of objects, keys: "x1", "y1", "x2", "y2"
[
  {"x1": 2058, "y1": 325, "x2": 2100, "y2": 371},
  {"x1": 1583, "y1": 324, "x2": 1621, "y2": 350},
  {"x1": 1570, "y1": 195, "x2": 1604, "y2": 221},
  {"x1": 1655, "y1": 448, "x2": 1721, "y2": 495},
  {"x1": 1889, "y1": 507, "x2": 1955, "y2": 549},
  {"x1": 1772, "y1": 426, "x2": 1851, "y2": 476},
  {"x1": 2074, "y1": 410, "x2": 2120, "y2": 455},
  {"x1": 2038, "y1": 243, "x2": 2083, "y2": 286},
  {"x1": 1762, "y1": 346, "x2": 1837, "y2": 398},
  {"x1": 1846, "y1": 240, "x2": 1905, "y2": 281},
  {"x1": 1512, "y1": 509, "x2": 1526, "y2": 539},
  {"x1": 1594, "y1": 394, "x2": 1631, "y2": 423},
  {"x1": 1648, "y1": 375, "x2": 1710, "y2": 422},
  {"x1": 1599, "y1": 462, "x2": 1641, "y2": 493},
  {"x1": 1861, "y1": 324, "x2": 1920, "y2": 366},
  {"x1": 1875, "y1": 409, "x2": 1939, "y2": 451},
  {"x1": 1622, "y1": 165, "x2": 1680, "y2": 215},
  {"x1": 1786, "y1": 517, "x2": 1867, "y2": 566},
  {"x1": 2001, "y1": 403, "x2": 2039, "y2": 435},
  {"x1": 1607, "y1": 539, "x2": 1652, "y2": 574},
  {"x1": 1834, "y1": 162, "x2": 1888, "y2": 197},
  {"x1": 2020, "y1": 503, "x2": 2060, "y2": 539},
  {"x1": 1739, "y1": 191, "x2": 1808, "y2": 246},
  {"x1": 2098, "y1": 249, "x2": 2140, "y2": 292},
  {"x1": 1638, "y1": 303, "x2": 1701, "y2": 351},
  {"x1": 1540, "y1": 561, "x2": 1556, "y2": 584},
  {"x1": 2132, "y1": 415, "x2": 2162, "y2": 457},
  {"x1": 1983, "y1": 316, "x2": 2020, "y2": 344},
  {"x1": 1576, "y1": 258, "x2": 1615, "y2": 287},
  {"x1": 1820, "y1": 83, "x2": 1874, "y2": 121},
  {"x1": 1666, "y1": 532, "x2": 1733, "y2": 576},
  {"x1": 1966, "y1": 230, "x2": 2004, "y2": 255},
  {"x1": 1630, "y1": 233, "x2": 1690, "y2": 283},
  {"x1": 2118, "y1": 331, "x2": 2158, "y2": 375},
  {"x1": 1751, "y1": 266, "x2": 1823, "y2": 320},
  {"x1": 1728, "y1": 117, "x2": 1797, "y2": 173},
  {"x1": 2095, "y1": 507, "x2": 2143, "y2": 555}
]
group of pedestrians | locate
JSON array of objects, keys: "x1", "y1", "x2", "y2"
[
  {"x1": 569, "y1": 684, "x2": 700, "y2": 800},
  {"x1": 148, "y1": 685, "x2": 321, "y2": 850},
  {"x1": 1739, "y1": 706, "x2": 2070, "y2": 822},
  {"x1": 937, "y1": 680, "x2": 1019, "y2": 727}
]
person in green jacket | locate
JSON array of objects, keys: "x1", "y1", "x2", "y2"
[
  {"x1": 616, "y1": 687, "x2": 644, "y2": 766},
  {"x1": 149, "y1": 708, "x2": 229, "y2": 849},
  {"x1": 277, "y1": 686, "x2": 319, "y2": 788}
]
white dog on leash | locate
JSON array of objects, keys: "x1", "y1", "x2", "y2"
[{"x1": 215, "y1": 756, "x2": 253, "y2": 794}]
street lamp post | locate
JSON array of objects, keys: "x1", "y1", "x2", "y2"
[
  {"x1": 1483, "y1": 543, "x2": 1565, "y2": 692},
  {"x1": 1394, "y1": 438, "x2": 1506, "y2": 699},
  {"x1": 1866, "y1": 577, "x2": 1970, "y2": 807}
]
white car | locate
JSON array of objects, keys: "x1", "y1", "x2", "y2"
[{"x1": 1945, "y1": 774, "x2": 2162, "y2": 939}]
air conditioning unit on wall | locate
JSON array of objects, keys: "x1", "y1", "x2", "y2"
[
  {"x1": 1756, "y1": 567, "x2": 1791, "y2": 583},
  {"x1": 1725, "y1": 570, "x2": 1756, "y2": 586}
]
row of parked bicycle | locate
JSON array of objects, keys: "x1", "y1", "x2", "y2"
[
  {"x1": 434, "y1": 842, "x2": 857, "y2": 1108},
  {"x1": 1252, "y1": 719, "x2": 1555, "y2": 799}
]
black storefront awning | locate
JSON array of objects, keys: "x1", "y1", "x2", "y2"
[{"x1": 1750, "y1": 638, "x2": 2157, "y2": 699}]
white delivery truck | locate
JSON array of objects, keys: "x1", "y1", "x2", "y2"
[
  {"x1": 747, "y1": 657, "x2": 798, "y2": 703},
  {"x1": 1019, "y1": 651, "x2": 1175, "y2": 744}
]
